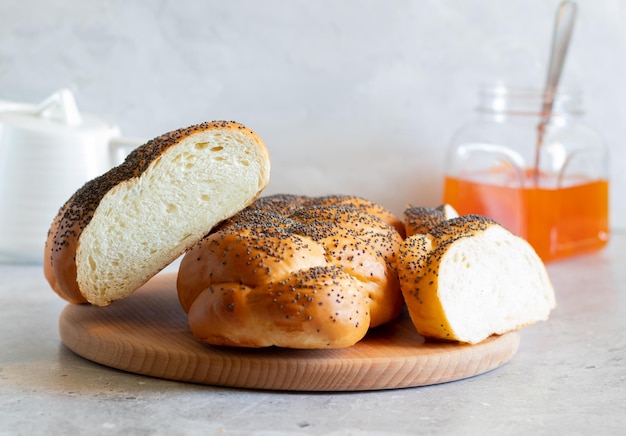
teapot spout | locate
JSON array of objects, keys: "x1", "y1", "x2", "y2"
[{"x1": 0, "y1": 99, "x2": 37, "y2": 113}]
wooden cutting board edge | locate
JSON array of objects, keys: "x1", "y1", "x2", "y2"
[{"x1": 58, "y1": 273, "x2": 520, "y2": 392}]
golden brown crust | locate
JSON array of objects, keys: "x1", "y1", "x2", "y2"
[
  {"x1": 234, "y1": 194, "x2": 406, "y2": 237},
  {"x1": 398, "y1": 214, "x2": 498, "y2": 288},
  {"x1": 43, "y1": 121, "x2": 265, "y2": 304},
  {"x1": 401, "y1": 212, "x2": 496, "y2": 265},
  {"x1": 177, "y1": 194, "x2": 404, "y2": 349},
  {"x1": 428, "y1": 214, "x2": 496, "y2": 246},
  {"x1": 404, "y1": 204, "x2": 457, "y2": 237}
]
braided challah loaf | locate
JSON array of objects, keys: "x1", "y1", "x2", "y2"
[{"x1": 177, "y1": 194, "x2": 404, "y2": 349}]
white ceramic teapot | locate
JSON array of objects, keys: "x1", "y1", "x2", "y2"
[{"x1": 0, "y1": 89, "x2": 144, "y2": 264}]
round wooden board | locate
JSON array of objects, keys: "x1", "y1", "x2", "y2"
[{"x1": 59, "y1": 273, "x2": 520, "y2": 392}]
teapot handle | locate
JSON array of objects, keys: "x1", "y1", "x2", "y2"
[{"x1": 109, "y1": 136, "x2": 146, "y2": 166}]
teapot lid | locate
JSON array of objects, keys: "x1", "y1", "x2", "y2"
[{"x1": 0, "y1": 89, "x2": 119, "y2": 135}]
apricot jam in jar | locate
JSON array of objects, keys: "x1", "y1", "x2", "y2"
[{"x1": 443, "y1": 83, "x2": 609, "y2": 262}]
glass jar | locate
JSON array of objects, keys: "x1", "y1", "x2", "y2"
[{"x1": 443, "y1": 83, "x2": 609, "y2": 262}]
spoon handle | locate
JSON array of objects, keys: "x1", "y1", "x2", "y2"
[
  {"x1": 535, "y1": 1, "x2": 577, "y2": 183},
  {"x1": 541, "y1": 1, "x2": 577, "y2": 119}
]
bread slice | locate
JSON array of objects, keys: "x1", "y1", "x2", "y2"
[
  {"x1": 44, "y1": 121, "x2": 270, "y2": 306},
  {"x1": 397, "y1": 214, "x2": 556, "y2": 344}
]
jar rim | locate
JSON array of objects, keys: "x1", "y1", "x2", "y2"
[{"x1": 478, "y1": 81, "x2": 583, "y2": 116}]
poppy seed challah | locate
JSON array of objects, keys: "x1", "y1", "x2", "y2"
[{"x1": 176, "y1": 194, "x2": 404, "y2": 349}]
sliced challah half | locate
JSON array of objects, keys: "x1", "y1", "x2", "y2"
[
  {"x1": 396, "y1": 207, "x2": 556, "y2": 344},
  {"x1": 44, "y1": 121, "x2": 271, "y2": 306}
]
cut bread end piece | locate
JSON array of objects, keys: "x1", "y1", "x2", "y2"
[
  {"x1": 398, "y1": 215, "x2": 556, "y2": 344},
  {"x1": 404, "y1": 204, "x2": 458, "y2": 237},
  {"x1": 75, "y1": 123, "x2": 270, "y2": 306}
]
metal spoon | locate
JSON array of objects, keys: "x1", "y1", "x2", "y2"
[{"x1": 534, "y1": 1, "x2": 577, "y2": 184}]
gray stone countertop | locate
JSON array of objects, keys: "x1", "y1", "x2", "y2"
[{"x1": 1, "y1": 233, "x2": 625, "y2": 436}]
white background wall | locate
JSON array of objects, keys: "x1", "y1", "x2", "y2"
[{"x1": 1, "y1": 0, "x2": 625, "y2": 229}]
